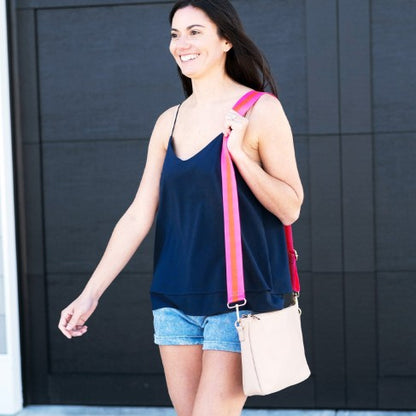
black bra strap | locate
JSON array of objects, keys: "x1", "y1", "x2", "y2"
[{"x1": 170, "y1": 103, "x2": 182, "y2": 137}]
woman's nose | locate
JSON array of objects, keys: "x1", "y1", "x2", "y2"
[{"x1": 175, "y1": 35, "x2": 191, "y2": 49}]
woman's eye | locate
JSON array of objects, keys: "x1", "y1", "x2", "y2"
[
  {"x1": 170, "y1": 33, "x2": 178, "y2": 39},
  {"x1": 190, "y1": 30, "x2": 200, "y2": 36}
]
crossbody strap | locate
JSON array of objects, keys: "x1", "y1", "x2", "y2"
[{"x1": 221, "y1": 90, "x2": 300, "y2": 309}]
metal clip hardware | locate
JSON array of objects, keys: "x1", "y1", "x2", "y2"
[
  {"x1": 234, "y1": 313, "x2": 260, "y2": 329},
  {"x1": 227, "y1": 299, "x2": 247, "y2": 323},
  {"x1": 227, "y1": 299, "x2": 247, "y2": 310},
  {"x1": 241, "y1": 314, "x2": 260, "y2": 320}
]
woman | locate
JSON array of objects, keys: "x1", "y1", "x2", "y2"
[{"x1": 58, "y1": 1, "x2": 303, "y2": 415}]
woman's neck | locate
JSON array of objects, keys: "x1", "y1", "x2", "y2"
[{"x1": 189, "y1": 72, "x2": 243, "y2": 107}]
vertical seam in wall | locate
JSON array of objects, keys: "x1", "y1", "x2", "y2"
[
  {"x1": 303, "y1": 0, "x2": 316, "y2": 406},
  {"x1": 34, "y1": 7, "x2": 51, "y2": 401},
  {"x1": 336, "y1": 0, "x2": 348, "y2": 407},
  {"x1": 368, "y1": 0, "x2": 379, "y2": 408}
]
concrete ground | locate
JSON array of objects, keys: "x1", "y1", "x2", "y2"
[{"x1": 3, "y1": 407, "x2": 416, "y2": 416}]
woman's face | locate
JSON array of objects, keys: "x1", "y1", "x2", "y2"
[{"x1": 170, "y1": 6, "x2": 231, "y2": 80}]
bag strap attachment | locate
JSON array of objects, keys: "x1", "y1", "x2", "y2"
[{"x1": 221, "y1": 90, "x2": 300, "y2": 313}]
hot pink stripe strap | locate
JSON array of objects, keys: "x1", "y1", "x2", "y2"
[
  {"x1": 221, "y1": 90, "x2": 265, "y2": 305},
  {"x1": 221, "y1": 90, "x2": 300, "y2": 307},
  {"x1": 285, "y1": 224, "x2": 300, "y2": 293},
  {"x1": 221, "y1": 138, "x2": 245, "y2": 305}
]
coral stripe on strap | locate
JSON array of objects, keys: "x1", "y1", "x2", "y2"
[{"x1": 221, "y1": 90, "x2": 301, "y2": 307}]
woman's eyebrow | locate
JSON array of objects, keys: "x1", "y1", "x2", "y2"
[{"x1": 171, "y1": 24, "x2": 206, "y2": 32}]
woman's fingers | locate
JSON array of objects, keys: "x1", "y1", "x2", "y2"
[
  {"x1": 224, "y1": 110, "x2": 249, "y2": 155},
  {"x1": 58, "y1": 310, "x2": 74, "y2": 339},
  {"x1": 69, "y1": 325, "x2": 88, "y2": 337},
  {"x1": 58, "y1": 295, "x2": 98, "y2": 339},
  {"x1": 224, "y1": 110, "x2": 249, "y2": 134},
  {"x1": 224, "y1": 110, "x2": 242, "y2": 132},
  {"x1": 65, "y1": 313, "x2": 85, "y2": 331},
  {"x1": 58, "y1": 308, "x2": 88, "y2": 339}
]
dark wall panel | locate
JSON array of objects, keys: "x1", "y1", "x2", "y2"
[
  {"x1": 22, "y1": 144, "x2": 45, "y2": 275},
  {"x1": 344, "y1": 272, "x2": 377, "y2": 408},
  {"x1": 24, "y1": 273, "x2": 49, "y2": 404},
  {"x1": 42, "y1": 140, "x2": 153, "y2": 273},
  {"x1": 379, "y1": 378, "x2": 416, "y2": 410},
  {"x1": 17, "y1": 10, "x2": 39, "y2": 145},
  {"x1": 342, "y1": 135, "x2": 375, "y2": 272},
  {"x1": 306, "y1": 0, "x2": 339, "y2": 135},
  {"x1": 372, "y1": 0, "x2": 416, "y2": 132},
  {"x1": 313, "y1": 273, "x2": 345, "y2": 407},
  {"x1": 234, "y1": 0, "x2": 307, "y2": 134},
  {"x1": 48, "y1": 374, "x2": 171, "y2": 406},
  {"x1": 310, "y1": 136, "x2": 343, "y2": 272},
  {"x1": 48, "y1": 273, "x2": 158, "y2": 374},
  {"x1": 37, "y1": 4, "x2": 181, "y2": 142},
  {"x1": 375, "y1": 133, "x2": 416, "y2": 271},
  {"x1": 19, "y1": 0, "x2": 165, "y2": 7},
  {"x1": 378, "y1": 272, "x2": 416, "y2": 377},
  {"x1": 338, "y1": 0, "x2": 372, "y2": 134}
]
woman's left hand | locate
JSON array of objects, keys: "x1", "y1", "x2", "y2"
[{"x1": 224, "y1": 110, "x2": 249, "y2": 157}]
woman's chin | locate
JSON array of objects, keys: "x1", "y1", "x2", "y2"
[{"x1": 179, "y1": 68, "x2": 197, "y2": 79}]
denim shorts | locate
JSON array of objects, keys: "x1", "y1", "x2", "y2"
[{"x1": 153, "y1": 307, "x2": 251, "y2": 353}]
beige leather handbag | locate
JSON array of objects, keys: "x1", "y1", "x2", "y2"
[{"x1": 235, "y1": 297, "x2": 310, "y2": 396}]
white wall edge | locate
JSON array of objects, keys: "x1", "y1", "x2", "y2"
[{"x1": 0, "y1": 0, "x2": 24, "y2": 414}]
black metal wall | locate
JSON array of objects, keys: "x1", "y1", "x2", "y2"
[{"x1": 10, "y1": 0, "x2": 416, "y2": 409}]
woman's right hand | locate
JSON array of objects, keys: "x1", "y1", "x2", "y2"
[{"x1": 58, "y1": 293, "x2": 99, "y2": 339}]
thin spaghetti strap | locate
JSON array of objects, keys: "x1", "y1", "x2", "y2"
[{"x1": 170, "y1": 103, "x2": 182, "y2": 138}]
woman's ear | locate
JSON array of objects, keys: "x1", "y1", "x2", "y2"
[{"x1": 224, "y1": 41, "x2": 233, "y2": 52}]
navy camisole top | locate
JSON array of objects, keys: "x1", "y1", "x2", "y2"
[{"x1": 151, "y1": 105, "x2": 293, "y2": 316}]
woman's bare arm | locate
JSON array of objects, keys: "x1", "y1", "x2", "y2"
[
  {"x1": 225, "y1": 94, "x2": 303, "y2": 225},
  {"x1": 58, "y1": 107, "x2": 176, "y2": 338}
]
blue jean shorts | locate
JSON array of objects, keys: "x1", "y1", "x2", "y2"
[{"x1": 153, "y1": 307, "x2": 251, "y2": 353}]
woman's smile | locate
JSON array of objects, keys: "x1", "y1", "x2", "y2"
[{"x1": 180, "y1": 53, "x2": 200, "y2": 62}]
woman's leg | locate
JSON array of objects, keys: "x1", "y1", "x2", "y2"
[
  {"x1": 159, "y1": 345, "x2": 203, "y2": 416},
  {"x1": 192, "y1": 350, "x2": 247, "y2": 416}
]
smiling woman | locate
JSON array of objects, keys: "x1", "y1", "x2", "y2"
[{"x1": 58, "y1": 1, "x2": 303, "y2": 415}]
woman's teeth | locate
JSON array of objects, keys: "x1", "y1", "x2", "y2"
[{"x1": 180, "y1": 54, "x2": 198, "y2": 62}]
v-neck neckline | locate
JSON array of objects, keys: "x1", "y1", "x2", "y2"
[{"x1": 169, "y1": 132, "x2": 223, "y2": 162}]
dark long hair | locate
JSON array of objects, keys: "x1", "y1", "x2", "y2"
[{"x1": 169, "y1": 0, "x2": 278, "y2": 97}]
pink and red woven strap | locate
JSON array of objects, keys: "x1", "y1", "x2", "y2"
[{"x1": 221, "y1": 90, "x2": 300, "y2": 307}]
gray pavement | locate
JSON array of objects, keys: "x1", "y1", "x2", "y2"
[{"x1": 3, "y1": 407, "x2": 416, "y2": 416}]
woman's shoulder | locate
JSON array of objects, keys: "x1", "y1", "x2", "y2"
[
  {"x1": 249, "y1": 92, "x2": 286, "y2": 126},
  {"x1": 145, "y1": 104, "x2": 182, "y2": 152},
  {"x1": 156, "y1": 104, "x2": 181, "y2": 128},
  {"x1": 254, "y1": 92, "x2": 283, "y2": 112},
  {"x1": 151, "y1": 104, "x2": 182, "y2": 140}
]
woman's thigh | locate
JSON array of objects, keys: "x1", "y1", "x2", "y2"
[
  {"x1": 192, "y1": 350, "x2": 246, "y2": 416},
  {"x1": 154, "y1": 308, "x2": 247, "y2": 415},
  {"x1": 159, "y1": 345, "x2": 203, "y2": 416}
]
